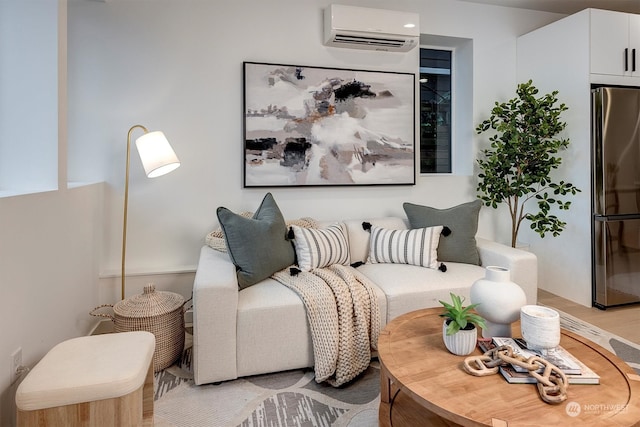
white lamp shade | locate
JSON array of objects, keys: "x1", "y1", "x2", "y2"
[{"x1": 134, "y1": 131, "x2": 180, "y2": 178}]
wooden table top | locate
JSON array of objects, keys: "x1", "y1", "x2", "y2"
[{"x1": 378, "y1": 307, "x2": 640, "y2": 426}]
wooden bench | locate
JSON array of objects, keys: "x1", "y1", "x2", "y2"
[{"x1": 16, "y1": 331, "x2": 155, "y2": 426}]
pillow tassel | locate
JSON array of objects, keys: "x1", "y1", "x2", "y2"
[
  {"x1": 290, "y1": 267, "x2": 301, "y2": 276},
  {"x1": 287, "y1": 227, "x2": 295, "y2": 240},
  {"x1": 362, "y1": 221, "x2": 372, "y2": 232},
  {"x1": 442, "y1": 226, "x2": 451, "y2": 236},
  {"x1": 438, "y1": 263, "x2": 447, "y2": 272}
]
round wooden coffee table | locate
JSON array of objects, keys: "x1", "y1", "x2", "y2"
[{"x1": 378, "y1": 307, "x2": 640, "y2": 426}]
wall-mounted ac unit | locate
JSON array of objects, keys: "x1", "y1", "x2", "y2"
[{"x1": 323, "y1": 4, "x2": 419, "y2": 52}]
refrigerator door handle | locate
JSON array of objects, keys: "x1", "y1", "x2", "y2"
[{"x1": 634, "y1": 49, "x2": 637, "y2": 72}]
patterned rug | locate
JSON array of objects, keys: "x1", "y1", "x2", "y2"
[
  {"x1": 153, "y1": 310, "x2": 640, "y2": 426},
  {"x1": 553, "y1": 309, "x2": 640, "y2": 375}
]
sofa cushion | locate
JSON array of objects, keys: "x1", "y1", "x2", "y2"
[
  {"x1": 217, "y1": 193, "x2": 295, "y2": 289},
  {"x1": 403, "y1": 200, "x2": 482, "y2": 265},
  {"x1": 357, "y1": 262, "x2": 486, "y2": 322},
  {"x1": 235, "y1": 274, "x2": 388, "y2": 377},
  {"x1": 368, "y1": 224, "x2": 443, "y2": 269},
  {"x1": 290, "y1": 223, "x2": 350, "y2": 271},
  {"x1": 237, "y1": 279, "x2": 314, "y2": 376}
]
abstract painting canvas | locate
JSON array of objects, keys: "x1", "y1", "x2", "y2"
[{"x1": 243, "y1": 62, "x2": 415, "y2": 187}]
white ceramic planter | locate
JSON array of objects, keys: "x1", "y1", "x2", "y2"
[
  {"x1": 442, "y1": 320, "x2": 477, "y2": 356},
  {"x1": 470, "y1": 266, "x2": 527, "y2": 338}
]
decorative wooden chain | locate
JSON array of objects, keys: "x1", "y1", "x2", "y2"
[{"x1": 463, "y1": 345, "x2": 569, "y2": 404}]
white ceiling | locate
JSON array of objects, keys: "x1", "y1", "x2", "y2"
[{"x1": 458, "y1": 0, "x2": 640, "y2": 14}]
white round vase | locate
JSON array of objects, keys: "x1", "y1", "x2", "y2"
[{"x1": 470, "y1": 266, "x2": 527, "y2": 338}]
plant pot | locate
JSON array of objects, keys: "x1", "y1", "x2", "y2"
[{"x1": 442, "y1": 320, "x2": 477, "y2": 356}]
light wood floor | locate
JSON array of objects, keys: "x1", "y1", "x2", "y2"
[{"x1": 538, "y1": 289, "x2": 640, "y2": 345}]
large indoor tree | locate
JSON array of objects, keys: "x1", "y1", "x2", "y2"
[{"x1": 476, "y1": 80, "x2": 581, "y2": 248}]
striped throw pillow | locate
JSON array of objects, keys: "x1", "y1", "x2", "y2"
[
  {"x1": 290, "y1": 223, "x2": 350, "y2": 271},
  {"x1": 368, "y1": 225, "x2": 443, "y2": 269}
]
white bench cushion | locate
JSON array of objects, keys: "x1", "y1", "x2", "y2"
[{"x1": 16, "y1": 331, "x2": 155, "y2": 411}]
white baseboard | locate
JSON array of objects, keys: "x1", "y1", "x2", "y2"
[{"x1": 88, "y1": 319, "x2": 114, "y2": 335}]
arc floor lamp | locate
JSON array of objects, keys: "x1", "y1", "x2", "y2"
[{"x1": 122, "y1": 125, "x2": 180, "y2": 300}]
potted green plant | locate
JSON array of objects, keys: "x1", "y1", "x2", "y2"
[
  {"x1": 476, "y1": 80, "x2": 581, "y2": 248},
  {"x1": 439, "y1": 293, "x2": 486, "y2": 356}
]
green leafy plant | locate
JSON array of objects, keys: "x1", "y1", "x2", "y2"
[
  {"x1": 439, "y1": 293, "x2": 486, "y2": 336},
  {"x1": 476, "y1": 80, "x2": 581, "y2": 247}
]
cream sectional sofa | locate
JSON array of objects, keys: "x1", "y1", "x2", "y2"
[{"x1": 192, "y1": 216, "x2": 538, "y2": 386}]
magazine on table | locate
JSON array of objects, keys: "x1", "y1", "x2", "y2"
[
  {"x1": 491, "y1": 337, "x2": 582, "y2": 375},
  {"x1": 477, "y1": 337, "x2": 600, "y2": 384},
  {"x1": 498, "y1": 359, "x2": 600, "y2": 385}
]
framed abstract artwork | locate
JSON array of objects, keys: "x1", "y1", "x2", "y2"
[{"x1": 243, "y1": 61, "x2": 415, "y2": 187}]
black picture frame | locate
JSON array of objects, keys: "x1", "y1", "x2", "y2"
[{"x1": 243, "y1": 61, "x2": 415, "y2": 187}]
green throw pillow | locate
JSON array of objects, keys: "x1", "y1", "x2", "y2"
[
  {"x1": 403, "y1": 199, "x2": 482, "y2": 265},
  {"x1": 217, "y1": 193, "x2": 295, "y2": 289}
]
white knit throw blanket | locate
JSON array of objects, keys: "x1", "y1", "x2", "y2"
[{"x1": 272, "y1": 264, "x2": 381, "y2": 387}]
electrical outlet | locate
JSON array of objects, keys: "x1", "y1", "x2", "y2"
[{"x1": 10, "y1": 347, "x2": 22, "y2": 384}]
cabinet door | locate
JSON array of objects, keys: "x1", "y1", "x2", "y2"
[
  {"x1": 630, "y1": 14, "x2": 640, "y2": 76},
  {"x1": 591, "y1": 9, "x2": 629, "y2": 76}
]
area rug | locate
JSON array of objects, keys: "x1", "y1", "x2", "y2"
[
  {"x1": 553, "y1": 309, "x2": 640, "y2": 374},
  {"x1": 153, "y1": 310, "x2": 640, "y2": 426}
]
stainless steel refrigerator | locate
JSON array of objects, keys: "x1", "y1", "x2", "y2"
[{"x1": 592, "y1": 86, "x2": 640, "y2": 308}]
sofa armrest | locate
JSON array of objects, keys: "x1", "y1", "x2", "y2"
[
  {"x1": 193, "y1": 246, "x2": 239, "y2": 385},
  {"x1": 476, "y1": 238, "x2": 538, "y2": 305}
]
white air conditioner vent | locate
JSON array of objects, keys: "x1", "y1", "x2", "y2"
[
  {"x1": 323, "y1": 4, "x2": 419, "y2": 52},
  {"x1": 332, "y1": 34, "x2": 409, "y2": 49}
]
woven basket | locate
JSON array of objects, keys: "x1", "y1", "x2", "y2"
[{"x1": 90, "y1": 284, "x2": 187, "y2": 372}]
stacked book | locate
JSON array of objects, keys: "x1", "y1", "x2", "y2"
[{"x1": 481, "y1": 337, "x2": 600, "y2": 385}]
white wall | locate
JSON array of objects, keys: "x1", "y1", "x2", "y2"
[
  {"x1": 0, "y1": 185, "x2": 102, "y2": 425},
  {"x1": 517, "y1": 11, "x2": 593, "y2": 306},
  {"x1": 67, "y1": 0, "x2": 563, "y2": 300}
]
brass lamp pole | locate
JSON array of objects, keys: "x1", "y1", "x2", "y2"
[{"x1": 122, "y1": 125, "x2": 180, "y2": 300}]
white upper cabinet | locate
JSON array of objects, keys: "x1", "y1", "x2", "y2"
[
  {"x1": 591, "y1": 9, "x2": 640, "y2": 77},
  {"x1": 630, "y1": 14, "x2": 640, "y2": 76}
]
